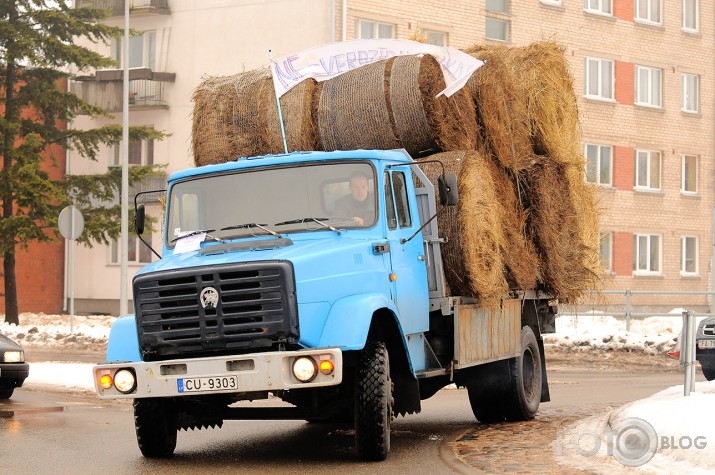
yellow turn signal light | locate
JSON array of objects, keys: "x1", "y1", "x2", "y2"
[
  {"x1": 319, "y1": 359, "x2": 335, "y2": 375},
  {"x1": 99, "y1": 374, "x2": 113, "y2": 390},
  {"x1": 389, "y1": 273, "x2": 397, "y2": 282}
]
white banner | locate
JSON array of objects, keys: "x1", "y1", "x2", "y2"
[{"x1": 270, "y1": 39, "x2": 483, "y2": 98}]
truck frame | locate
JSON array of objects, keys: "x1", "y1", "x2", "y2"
[{"x1": 94, "y1": 149, "x2": 556, "y2": 460}]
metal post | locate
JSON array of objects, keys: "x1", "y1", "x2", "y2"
[
  {"x1": 625, "y1": 290, "x2": 632, "y2": 332},
  {"x1": 268, "y1": 50, "x2": 289, "y2": 154},
  {"x1": 69, "y1": 207, "x2": 75, "y2": 334},
  {"x1": 683, "y1": 310, "x2": 696, "y2": 396},
  {"x1": 119, "y1": 0, "x2": 129, "y2": 316}
]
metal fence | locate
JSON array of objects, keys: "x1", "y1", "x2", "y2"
[{"x1": 562, "y1": 290, "x2": 715, "y2": 331}]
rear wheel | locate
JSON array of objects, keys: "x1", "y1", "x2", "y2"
[
  {"x1": 134, "y1": 398, "x2": 177, "y2": 458},
  {"x1": 467, "y1": 325, "x2": 542, "y2": 423},
  {"x1": 702, "y1": 363, "x2": 715, "y2": 381},
  {"x1": 355, "y1": 341, "x2": 393, "y2": 461},
  {"x1": 0, "y1": 389, "x2": 14, "y2": 400}
]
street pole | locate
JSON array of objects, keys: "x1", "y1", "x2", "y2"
[{"x1": 119, "y1": 0, "x2": 129, "y2": 316}]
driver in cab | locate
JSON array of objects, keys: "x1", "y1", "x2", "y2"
[{"x1": 335, "y1": 171, "x2": 375, "y2": 226}]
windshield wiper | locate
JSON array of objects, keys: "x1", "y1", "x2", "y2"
[
  {"x1": 274, "y1": 217, "x2": 342, "y2": 235},
  {"x1": 169, "y1": 229, "x2": 224, "y2": 244},
  {"x1": 220, "y1": 222, "x2": 282, "y2": 238}
]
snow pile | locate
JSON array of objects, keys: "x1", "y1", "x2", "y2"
[
  {"x1": 0, "y1": 313, "x2": 115, "y2": 352},
  {"x1": 26, "y1": 362, "x2": 96, "y2": 392},
  {"x1": 556, "y1": 381, "x2": 715, "y2": 474},
  {"x1": 543, "y1": 310, "x2": 697, "y2": 355}
]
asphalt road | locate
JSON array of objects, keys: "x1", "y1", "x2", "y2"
[{"x1": 0, "y1": 364, "x2": 698, "y2": 475}]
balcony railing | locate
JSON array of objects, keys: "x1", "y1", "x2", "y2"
[
  {"x1": 71, "y1": 68, "x2": 175, "y2": 113},
  {"x1": 76, "y1": 0, "x2": 170, "y2": 16}
]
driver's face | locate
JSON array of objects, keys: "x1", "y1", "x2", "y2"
[{"x1": 350, "y1": 176, "x2": 369, "y2": 202}]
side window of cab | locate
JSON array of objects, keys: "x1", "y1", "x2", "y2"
[
  {"x1": 392, "y1": 171, "x2": 412, "y2": 228},
  {"x1": 384, "y1": 171, "x2": 397, "y2": 230}
]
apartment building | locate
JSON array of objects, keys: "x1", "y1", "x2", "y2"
[{"x1": 69, "y1": 0, "x2": 712, "y2": 315}]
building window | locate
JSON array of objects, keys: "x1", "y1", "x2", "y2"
[
  {"x1": 113, "y1": 129, "x2": 154, "y2": 166},
  {"x1": 682, "y1": 0, "x2": 699, "y2": 31},
  {"x1": 584, "y1": 0, "x2": 612, "y2": 15},
  {"x1": 681, "y1": 155, "x2": 698, "y2": 194},
  {"x1": 633, "y1": 234, "x2": 661, "y2": 274},
  {"x1": 355, "y1": 18, "x2": 395, "y2": 39},
  {"x1": 111, "y1": 233, "x2": 153, "y2": 265},
  {"x1": 584, "y1": 58, "x2": 614, "y2": 100},
  {"x1": 635, "y1": 66, "x2": 662, "y2": 107},
  {"x1": 113, "y1": 31, "x2": 156, "y2": 70},
  {"x1": 486, "y1": 0, "x2": 510, "y2": 42},
  {"x1": 599, "y1": 232, "x2": 612, "y2": 271},
  {"x1": 635, "y1": 0, "x2": 662, "y2": 25},
  {"x1": 634, "y1": 150, "x2": 661, "y2": 190},
  {"x1": 422, "y1": 29, "x2": 447, "y2": 46},
  {"x1": 681, "y1": 236, "x2": 698, "y2": 275},
  {"x1": 541, "y1": 0, "x2": 562, "y2": 5},
  {"x1": 682, "y1": 73, "x2": 699, "y2": 113},
  {"x1": 585, "y1": 144, "x2": 612, "y2": 185}
]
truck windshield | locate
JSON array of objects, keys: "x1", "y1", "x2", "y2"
[{"x1": 166, "y1": 161, "x2": 377, "y2": 246}]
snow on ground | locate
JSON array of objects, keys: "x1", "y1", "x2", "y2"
[{"x1": 1, "y1": 309, "x2": 713, "y2": 472}]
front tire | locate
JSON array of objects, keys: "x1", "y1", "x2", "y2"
[
  {"x1": 0, "y1": 389, "x2": 14, "y2": 400},
  {"x1": 702, "y1": 363, "x2": 715, "y2": 381},
  {"x1": 134, "y1": 398, "x2": 178, "y2": 458},
  {"x1": 355, "y1": 341, "x2": 393, "y2": 461}
]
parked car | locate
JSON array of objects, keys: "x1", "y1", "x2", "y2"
[
  {"x1": 0, "y1": 333, "x2": 29, "y2": 399},
  {"x1": 696, "y1": 317, "x2": 715, "y2": 381}
]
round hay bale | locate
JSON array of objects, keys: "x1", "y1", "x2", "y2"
[
  {"x1": 232, "y1": 68, "x2": 272, "y2": 159},
  {"x1": 464, "y1": 46, "x2": 534, "y2": 172},
  {"x1": 418, "y1": 56, "x2": 480, "y2": 152},
  {"x1": 388, "y1": 55, "x2": 438, "y2": 156},
  {"x1": 192, "y1": 74, "x2": 245, "y2": 166},
  {"x1": 261, "y1": 78, "x2": 319, "y2": 154},
  {"x1": 525, "y1": 160, "x2": 600, "y2": 302},
  {"x1": 317, "y1": 60, "x2": 400, "y2": 151},
  {"x1": 423, "y1": 151, "x2": 508, "y2": 307}
]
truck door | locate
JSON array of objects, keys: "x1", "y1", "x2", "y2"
[{"x1": 384, "y1": 169, "x2": 429, "y2": 334}]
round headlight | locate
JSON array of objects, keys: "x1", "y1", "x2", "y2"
[
  {"x1": 114, "y1": 369, "x2": 137, "y2": 394},
  {"x1": 292, "y1": 357, "x2": 317, "y2": 383}
]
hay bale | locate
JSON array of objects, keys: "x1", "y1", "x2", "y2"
[
  {"x1": 317, "y1": 60, "x2": 400, "y2": 151},
  {"x1": 525, "y1": 159, "x2": 600, "y2": 302},
  {"x1": 422, "y1": 151, "x2": 508, "y2": 306},
  {"x1": 260, "y1": 78, "x2": 319, "y2": 154},
  {"x1": 418, "y1": 56, "x2": 480, "y2": 152},
  {"x1": 192, "y1": 74, "x2": 245, "y2": 166},
  {"x1": 464, "y1": 46, "x2": 534, "y2": 172},
  {"x1": 388, "y1": 56, "x2": 438, "y2": 156},
  {"x1": 232, "y1": 68, "x2": 272, "y2": 159}
]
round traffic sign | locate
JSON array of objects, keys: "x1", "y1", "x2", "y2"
[{"x1": 58, "y1": 205, "x2": 85, "y2": 240}]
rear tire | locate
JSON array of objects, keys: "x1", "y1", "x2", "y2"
[
  {"x1": 134, "y1": 398, "x2": 178, "y2": 458},
  {"x1": 702, "y1": 363, "x2": 715, "y2": 381},
  {"x1": 466, "y1": 325, "x2": 542, "y2": 423},
  {"x1": 0, "y1": 389, "x2": 13, "y2": 400},
  {"x1": 355, "y1": 341, "x2": 393, "y2": 461},
  {"x1": 504, "y1": 326, "x2": 542, "y2": 421}
]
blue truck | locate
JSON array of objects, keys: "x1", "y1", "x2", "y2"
[{"x1": 93, "y1": 149, "x2": 556, "y2": 461}]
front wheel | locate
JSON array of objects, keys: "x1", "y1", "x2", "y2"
[
  {"x1": 134, "y1": 398, "x2": 178, "y2": 458},
  {"x1": 702, "y1": 363, "x2": 715, "y2": 381},
  {"x1": 0, "y1": 388, "x2": 14, "y2": 400},
  {"x1": 355, "y1": 341, "x2": 393, "y2": 461}
]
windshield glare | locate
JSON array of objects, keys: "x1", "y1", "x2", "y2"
[{"x1": 167, "y1": 162, "x2": 377, "y2": 246}]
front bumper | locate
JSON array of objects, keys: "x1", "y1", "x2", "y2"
[
  {"x1": 93, "y1": 347, "x2": 342, "y2": 399},
  {"x1": 0, "y1": 362, "x2": 30, "y2": 388}
]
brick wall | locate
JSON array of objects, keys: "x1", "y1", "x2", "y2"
[
  {"x1": 613, "y1": 146, "x2": 634, "y2": 191},
  {"x1": 615, "y1": 61, "x2": 635, "y2": 105}
]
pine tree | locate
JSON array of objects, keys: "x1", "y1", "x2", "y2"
[{"x1": 0, "y1": 0, "x2": 164, "y2": 324}]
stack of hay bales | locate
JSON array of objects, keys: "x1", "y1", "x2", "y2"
[{"x1": 190, "y1": 41, "x2": 600, "y2": 305}]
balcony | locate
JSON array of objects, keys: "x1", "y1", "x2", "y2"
[
  {"x1": 75, "y1": 0, "x2": 170, "y2": 16},
  {"x1": 71, "y1": 68, "x2": 176, "y2": 113}
]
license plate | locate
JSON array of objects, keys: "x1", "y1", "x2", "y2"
[
  {"x1": 698, "y1": 340, "x2": 715, "y2": 349},
  {"x1": 177, "y1": 375, "x2": 238, "y2": 393}
]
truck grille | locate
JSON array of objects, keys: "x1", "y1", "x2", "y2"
[
  {"x1": 133, "y1": 261, "x2": 298, "y2": 360},
  {"x1": 704, "y1": 324, "x2": 715, "y2": 336}
]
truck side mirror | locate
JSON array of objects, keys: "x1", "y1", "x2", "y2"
[
  {"x1": 438, "y1": 173, "x2": 459, "y2": 207},
  {"x1": 135, "y1": 203, "x2": 146, "y2": 236}
]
